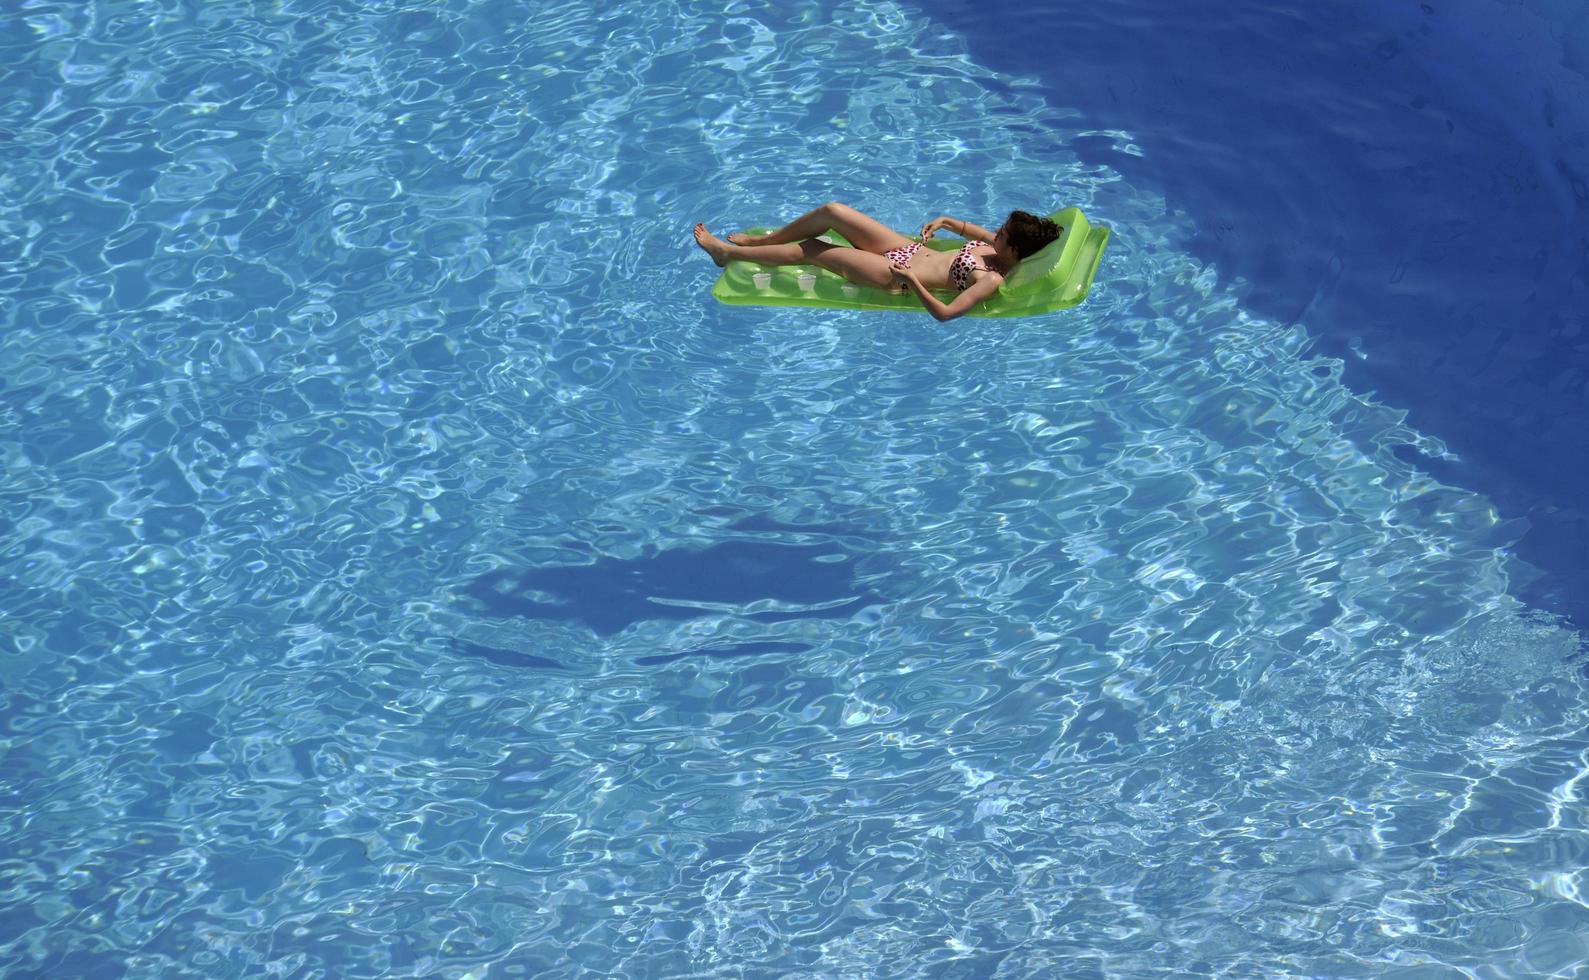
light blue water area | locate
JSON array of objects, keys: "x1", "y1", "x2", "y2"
[{"x1": 2, "y1": 0, "x2": 1587, "y2": 976}]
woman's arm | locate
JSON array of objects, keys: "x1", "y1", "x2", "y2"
[
  {"x1": 891, "y1": 264, "x2": 1004, "y2": 322},
  {"x1": 920, "y1": 215, "x2": 999, "y2": 242}
]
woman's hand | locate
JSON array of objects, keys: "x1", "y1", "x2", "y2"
[
  {"x1": 890, "y1": 262, "x2": 918, "y2": 292},
  {"x1": 918, "y1": 216, "x2": 951, "y2": 241}
]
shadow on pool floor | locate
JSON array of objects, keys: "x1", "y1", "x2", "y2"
[{"x1": 460, "y1": 539, "x2": 883, "y2": 637}]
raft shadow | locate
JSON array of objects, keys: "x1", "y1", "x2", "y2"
[{"x1": 461, "y1": 538, "x2": 884, "y2": 636}]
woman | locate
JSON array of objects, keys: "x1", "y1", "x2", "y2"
[{"x1": 692, "y1": 202, "x2": 1061, "y2": 321}]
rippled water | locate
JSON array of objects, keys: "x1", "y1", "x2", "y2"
[
  {"x1": 3, "y1": 0, "x2": 1587, "y2": 976},
  {"x1": 924, "y1": 0, "x2": 1589, "y2": 626}
]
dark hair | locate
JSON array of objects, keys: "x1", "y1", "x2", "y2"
[{"x1": 1003, "y1": 210, "x2": 1061, "y2": 259}]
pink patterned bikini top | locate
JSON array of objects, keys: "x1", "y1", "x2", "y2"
[{"x1": 949, "y1": 241, "x2": 1000, "y2": 291}]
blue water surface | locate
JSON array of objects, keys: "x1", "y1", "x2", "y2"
[
  {"x1": 2, "y1": 0, "x2": 1588, "y2": 976},
  {"x1": 919, "y1": 0, "x2": 1589, "y2": 625}
]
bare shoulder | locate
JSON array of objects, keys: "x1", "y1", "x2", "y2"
[{"x1": 968, "y1": 268, "x2": 1004, "y2": 291}]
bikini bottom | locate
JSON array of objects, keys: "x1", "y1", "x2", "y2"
[{"x1": 882, "y1": 240, "x2": 923, "y2": 266}]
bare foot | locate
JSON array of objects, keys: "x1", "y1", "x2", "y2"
[
  {"x1": 727, "y1": 231, "x2": 768, "y2": 246},
  {"x1": 693, "y1": 223, "x2": 731, "y2": 267}
]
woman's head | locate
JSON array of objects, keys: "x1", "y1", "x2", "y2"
[{"x1": 1000, "y1": 210, "x2": 1061, "y2": 259}]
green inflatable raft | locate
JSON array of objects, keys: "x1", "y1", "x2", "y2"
[{"x1": 709, "y1": 207, "x2": 1109, "y2": 317}]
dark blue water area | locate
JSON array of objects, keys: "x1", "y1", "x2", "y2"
[
  {"x1": 463, "y1": 538, "x2": 883, "y2": 635},
  {"x1": 915, "y1": 0, "x2": 1589, "y2": 626}
]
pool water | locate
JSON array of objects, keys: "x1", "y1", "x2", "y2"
[
  {"x1": 923, "y1": 0, "x2": 1589, "y2": 626},
  {"x1": 2, "y1": 0, "x2": 1587, "y2": 976}
]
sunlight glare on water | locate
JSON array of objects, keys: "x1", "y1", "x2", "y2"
[{"x1": 1, "y1": 0, "x2": 1586, "y2": 976}]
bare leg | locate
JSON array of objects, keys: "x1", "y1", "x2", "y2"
[
  {"x1": 695, "y1": 224, "x2": 896, "y2": 288},
  {"x1": 726, "y1": 202, "x2": 913, "y2": 254},
  {"x1": 806, "y1": 243, "x2": 897, "y2": 288},
  {"x1": 694, "y1": 223, "x2": 808, "y2": 268}
]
